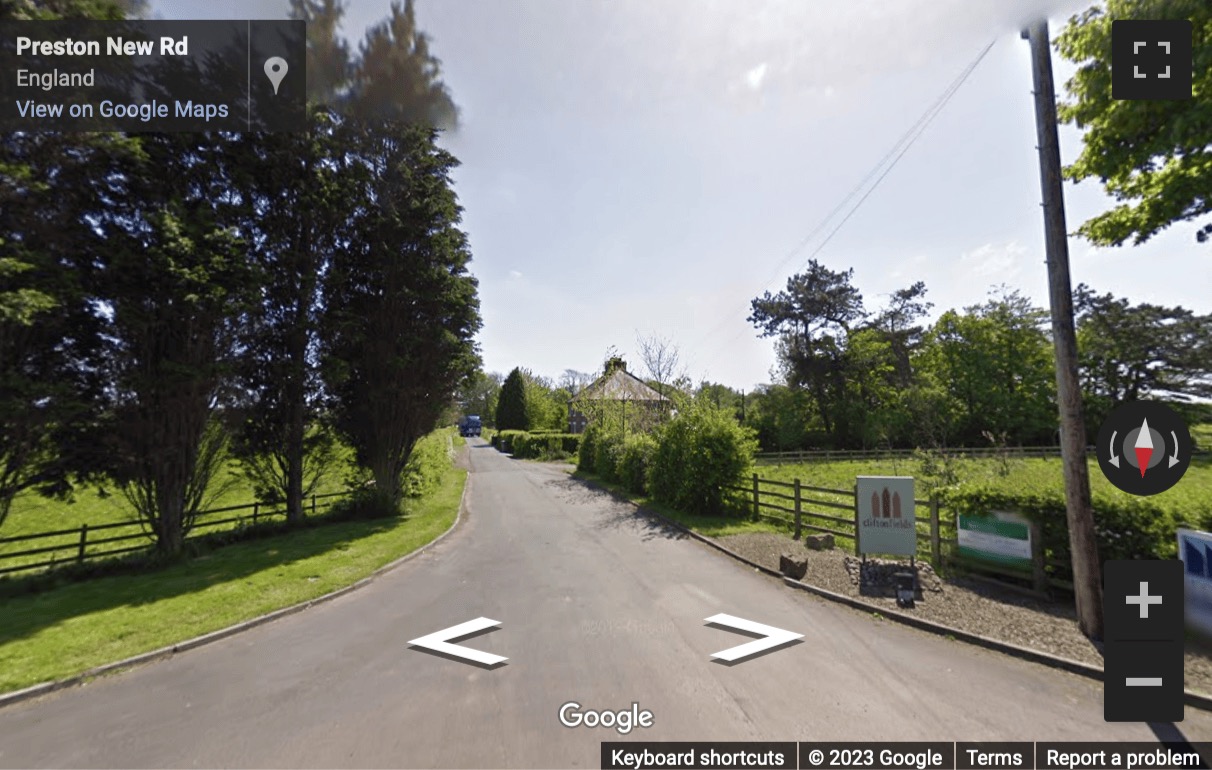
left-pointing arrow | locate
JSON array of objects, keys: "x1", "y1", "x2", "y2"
[
  {"x1": 706, "y1": 613, "x2": 803, "y2": 663},
  {"x1": 408, "y1": 617, "x2": 508, "y2": 666}
]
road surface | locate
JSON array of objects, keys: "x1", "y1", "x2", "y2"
[{"x1": 0, "y1": 440, "x2": 1208, "y2": 768}]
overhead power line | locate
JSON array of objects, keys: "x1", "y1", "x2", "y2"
[{"x1": 695, "y1": 37, "x2": 999, "y2": 375}]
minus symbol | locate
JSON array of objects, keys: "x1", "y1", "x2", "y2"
[{"x1": 1126, "y1": 677, "x2": 1164, "y2": 686}]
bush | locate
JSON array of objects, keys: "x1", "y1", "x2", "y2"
[
  {"x1": 511, "y1": 432, "x2": 580, "y2": 460},
  {"x1": 938, "y1": 480, "x2": 1189, "y2": 571},
  {"x1": 578, "y1": 423, "x2": 600, "y2": 472},
  {"x1": 402, "y1": 430, "x2": 454, "y2": 498},
  {"x1": 594, "y1": 431, "x2": 625, "y2": 483},
  {"x1": 493, "y1": 429, "x2": 527, "y2": 453},
  {"x1": 618, "y1": 434, "x2": 657, "y2": 494},
  {"x1": 649, "y1": 401, "x2": 758, "y2": 515}
]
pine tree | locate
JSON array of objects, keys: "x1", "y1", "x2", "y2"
[{"x1": 496, "y1": 369, "x2": 530, "y2": 431}]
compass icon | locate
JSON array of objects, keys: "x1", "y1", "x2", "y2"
[{"x1": 1096, "y1": 401, "x2": 1192, "y2": 496}]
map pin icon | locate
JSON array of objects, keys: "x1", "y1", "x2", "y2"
[{"x1": 264, "y1": 57, "x2": 288, "y2": 95}]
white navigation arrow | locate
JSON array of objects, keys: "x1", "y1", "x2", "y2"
[
  {"x1": 706, "y1": 613, "x2": 803, "y2": 663},
  {"x1": 1170, "y1": 431, "x2": 1182, "y2": 468},
  {"x1": 408, "y1": 617, "x2": 508, "y2": 666},
  {"x1": 1109, "y1": 430, "x2": 1121, "y2": 468}
]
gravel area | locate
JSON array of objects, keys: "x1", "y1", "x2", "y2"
[{"x1": 715, "y1": 530, "x2": 1212, "y2": 696}]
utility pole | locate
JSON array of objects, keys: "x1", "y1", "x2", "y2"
[{"x1": 1024, "y1": 19, "x2": 1103, "y2": 641}]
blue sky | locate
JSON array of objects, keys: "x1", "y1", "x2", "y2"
[{"x1": 157, "y1": 0, "x2": 1211, "y2": 390}]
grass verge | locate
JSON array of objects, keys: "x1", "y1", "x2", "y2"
[
  {"x1": 571, "y1": 470, "x2": 784, "y2": 539},
  {"x1": 0, "y1": 463, "x2": 466, "y2": 695}
]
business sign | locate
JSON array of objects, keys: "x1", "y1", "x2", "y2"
[
  {"x1": 1178, "y1": 528, "x2": 1212, "y2": 637},
  {"x1": 856, "y1": 476, "x2": 915, "y2": 557},
  {"x1": 957, "y1": 510, "x2": 1032, "y2": 569}
]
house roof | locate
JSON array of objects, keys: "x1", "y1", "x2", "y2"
[{"x1": 572, "y1": 368, "x2": 666, "y2": 403}]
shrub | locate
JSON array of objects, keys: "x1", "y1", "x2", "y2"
[
  {"x1": 594, "y1": 431, "x2": 625, "y2": 483},
  {"x1": 649, "y1": 401, "x2": 758, "y2": 515},
  {"x1": 939, "y1": 480, "x2": 1188, "y2": 569},
  {"x1": 401, "y1": 430, "x2": 453, "y2": 498},
  {"x1": 494, "y1": 429, "x2": 527, "y2": 454},
  {"x1": 506, "y1": 431, "x2": 581, "y2": 460},
  {"x1": 578, "y1": 423, "x2": 601, "y2": 472},
  {"x1": 618, "y1": 433, "x2": 657, "y2": 494}
]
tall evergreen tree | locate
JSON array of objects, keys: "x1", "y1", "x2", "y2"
[
  {"x1": 0, "y1": 0, "x2": 142, "y2": 527},
  {"x1": 229, "y1": 110, "x2": 346, "y2": 523},
  {"x1": 90, "y1": 132, "x2": 256, "y2": 556},
  {"x1": 348, "y1": 0, "x2": 459, "y2": 128},
  {"x1": 320, "y1": 120, "x2": 480, "y2": 502},
  {"x1": 496, "y1": 368, "x2": 529, "y2": 431},
  {"x1": 289, "y1": 0, "x2": 352, "y2": 104}
]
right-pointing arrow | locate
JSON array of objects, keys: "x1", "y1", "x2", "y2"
[
  {"x1": 706, "y1": 613, "x2": 803, "y2": 663},
  {"x1": 408, "y1": 617, "x2": 508, "y2": 667}
]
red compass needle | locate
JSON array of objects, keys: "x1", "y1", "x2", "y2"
[{"x1": 1134, "y1": 418, "x2": 1154, "y2": 478}]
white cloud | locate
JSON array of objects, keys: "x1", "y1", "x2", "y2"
[
  {"x1": 508, "y1": 269, "x2": 524, "y2": 280},
  {"x1": 961, "y1": 240, "x2": 1029, "y2": 280},
  {"x1": 745, "y1": 62, "x2": 768, "y2": 91}
]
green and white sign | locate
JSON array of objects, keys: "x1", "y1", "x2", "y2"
[{"x1": 957, "y1": 510, "x2": 1032, "y2": 568}]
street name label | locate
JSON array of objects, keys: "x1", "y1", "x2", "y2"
[{"x1": 0, "y1": 20, "x2": 305, "y2": 132}]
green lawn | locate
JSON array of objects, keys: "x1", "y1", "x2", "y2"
[
  {"x1": 757, "y1": 454, "x2": 1212, "y2": 524},
  {"x1": 0, "y1": 447, "x2": 356, "y2": 574},
  {"x1": 0, "y1": 461, "x2": 466, "y2": 695},
  {"x1": 750, "y1": 452, "x2": 1212, "y2": 566}
]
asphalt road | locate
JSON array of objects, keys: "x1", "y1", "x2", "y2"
[{"x1": 1, "y1": 440, "x2": 1209, "y2": 768}]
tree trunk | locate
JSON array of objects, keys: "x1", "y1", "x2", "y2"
[
  {"x1": 371, "y1": 458, "x2": 401, "y2": 504},
  {"x1": 285, "y1": 413, "x2": 305, "y2": 523},
  {"x1": 284, "y1": 331, "x2": 307, "y2": 524},
  {"x1": 155, "y1": 480, "x2": 187, "y2": 557}
]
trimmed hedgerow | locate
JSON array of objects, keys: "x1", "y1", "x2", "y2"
[{"x1": 512, "y1": 432, "x2": 580, "y2": 460}]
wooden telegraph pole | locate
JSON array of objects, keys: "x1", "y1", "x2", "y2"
[{"x1": 1024, "y1": 19, "x2": 1103, "y2": 641}]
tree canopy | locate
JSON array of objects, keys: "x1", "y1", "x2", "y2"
[{"x1": 1057, "y1": 1, "x2": 1212, "y2": 246}]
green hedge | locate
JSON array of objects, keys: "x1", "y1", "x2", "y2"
[
  {"x1": 490, "y1": 429, "x2": 527, "y2": 453},
  {"x1": 492, "y1": 430, "x2": 579, "y2": 460},
  {"x1": 938, "y1": 477, "x2": 1207, "y2": 576}
]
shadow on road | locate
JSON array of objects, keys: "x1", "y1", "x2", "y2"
[{"x1": 544, "y1": 476, "x2": 688, "y2": 544}]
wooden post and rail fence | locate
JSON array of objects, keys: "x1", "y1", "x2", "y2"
[
  {"x1": 0, "y1": 491, "x2": 352, "y2": 578},
  {"x1": 723, "y1": 473, "x2": 1071, "y2": 595}
]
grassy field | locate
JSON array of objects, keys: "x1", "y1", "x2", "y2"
[
  {"x1": 757, "y1": 454, "x2": 1212, "y2": 521},
  {"x1": 0, "y1": 446, "x2": 360, "y2": 574},
  {"x1": 750, "y1": 451, "x2": 1212, "y2": 567},
  {"x1": 0, "y1": 454, "x2": 466, "y2": 695}
]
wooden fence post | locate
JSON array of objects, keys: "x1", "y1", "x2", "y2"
[
  {"x1": 77, "y1": 524, "x2": 88, "y2": 564},
  {"x1": 253, "y1": 502, "x2": 259, "y2": 526},
  {"x1": 853, "y1": 483, "x2": 860, "y2": 555},
  {"x1": 311, "y1": 495, "x2": 317, "y2": 516},
  {"x1": 752, "y1": 473, "x2": 759, "y2": 519},
  {"x1": 793, "y1": 479, "x2": 802, "y2": 541},
  {"x1": 930, "y1": 495, "x2": 941, "y2": 568}
]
